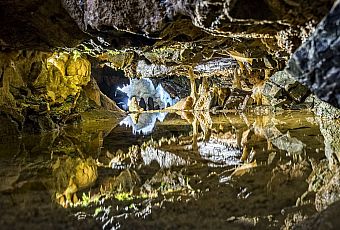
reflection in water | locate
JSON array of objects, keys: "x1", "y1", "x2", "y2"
[
  {"x1": 199, "y1": 140, "x2": 242, "y2": 167},
  {"x1": 141, "y1": 147, "x2": 188, "y2": 168},
  {"x1": 119, "y1": 112, "x2": 167, "y2": 135},
  {"x1": 3, "y1": 111, "x2": 340, "y2": 229},
  {"x1": 53, "y1": 157, "x2": 98, "y2": 208}
]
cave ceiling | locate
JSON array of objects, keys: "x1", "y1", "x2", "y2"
[
  {"x1": 0, "y1": 0, "x2": 334, "y2": 60},
  {"x1": 0, "y1": 0, "x2": 338, "y2": 114}
]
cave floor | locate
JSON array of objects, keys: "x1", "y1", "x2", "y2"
[{"x1": 0, "y1": 110, "x2": 338, "y2": 229}]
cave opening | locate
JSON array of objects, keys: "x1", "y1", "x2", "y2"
[
  {"x1": 92, "y1": 65, "x2": 182, "y2": 111},
  {"x1": 92, "y1": 66, "x2": 130, "y2": 110},
  {"x1": 117, "y1": 77, "x2": 179, "y2": 110}
]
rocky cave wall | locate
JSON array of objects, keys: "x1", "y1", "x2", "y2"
[
  {"x1": 2, "y1": 1, "x2": 340, "y2": 229},
  {"x1": 0, "y1": 0, "x2": 339, "y2": 132},
  {"x1": 0, "y1": 50, "x2": 123, "y2": 134}
]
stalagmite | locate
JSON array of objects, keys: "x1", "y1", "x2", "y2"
[{"x1": 188, "y1": 67, "x2": 197, "y2": 104}]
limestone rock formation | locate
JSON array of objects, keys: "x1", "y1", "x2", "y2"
[
  {"x1": 0, "y1": 0, "x2": 334, "y2": 53},
  {"x1": 0, "y1": 0, "x2": 337, "y2": 124},
  {"x1": 0, "y1": 0, "x2": 87, "y2": 49},
  {"x1": 288, "y1": 0, "x2": 340, "y2": 109},
  {"x1": 0, "y1": 50, "x2": 123, "y2": 132},
  {"x1": 261, "y1": 70, "x2": 310, "y2": 108}
]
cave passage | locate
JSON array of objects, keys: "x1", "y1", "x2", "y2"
[
  {"x1": 1, "y1": 0, "x2": 340, "y2": 229},
  {"x1": 117, "y1": 78, "x2": 179, "y2": 111}
]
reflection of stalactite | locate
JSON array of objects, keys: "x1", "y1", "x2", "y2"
[
  {"x1": 239, "y1": 114, "x2": 306, "y2": 162},
  {"x1": 130, "y1": 113, "x2": 140, "y2": 125},
  {"x1": 192, "y1": 116, "x2": 198, "y2": 151},
  {"x1": 195, "y1": 111, "x2": 212, "y2": 142}
]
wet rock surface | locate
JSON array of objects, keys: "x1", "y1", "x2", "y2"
[
  {"x1": 261, "y1": 70, "x2": 310, "y2": 109},
  {"x1": 288, "y1": 0, "x2": 340, "y2": 109}
]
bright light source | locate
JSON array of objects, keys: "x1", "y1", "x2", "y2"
[{"x1": 117, "y1": 78, "x2": 177, "y2": 109}]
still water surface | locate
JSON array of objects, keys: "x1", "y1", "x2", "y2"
[{"x1": 1, "y1": 110, "x2": 339, "y2": 229}]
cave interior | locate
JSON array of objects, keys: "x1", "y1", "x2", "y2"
[{"x1": 1, "y1": 0, "x2": 340, "y2": 229}]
